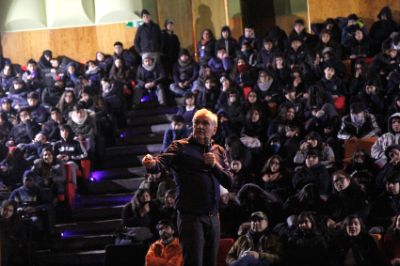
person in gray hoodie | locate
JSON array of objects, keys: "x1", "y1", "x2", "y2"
[{"x1": 371, "y1": 112, "x2": 400, "y2": 167}]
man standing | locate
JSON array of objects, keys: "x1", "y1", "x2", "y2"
[
  {"x1": 142, "y1": 108, "x2": 232, "y2": 266},
  {"x1": 134, "y1": 9, "x2": 162, "y2": 59},
  {"x1": 145, "y1": 219, "x2": 183, "y2": 266}
]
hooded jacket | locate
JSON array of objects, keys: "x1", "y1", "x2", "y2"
[
  {"x1": 215, "y1": 26, "x2": 239, "y2": 58},
  {"x1": 371, "y1": 112, "x2": 400, "y2": 164},
  {"x1": 370, "y1": 6, "x2": 398, "y2": 43}
]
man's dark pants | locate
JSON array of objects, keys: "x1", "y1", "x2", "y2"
[{"x1": 177, "y1": 212, "x2": 220, "y2": 266}]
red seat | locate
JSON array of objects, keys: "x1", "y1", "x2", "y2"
[
  {"x1": 77, "y1": 159, "x2": 91, "y2": 181},
  {"x1": 64, "y1": 163, "x2": 77, "y2": 208},
  {"x1": 217, "y1": 238, "x2": 234, "y2": 266}
]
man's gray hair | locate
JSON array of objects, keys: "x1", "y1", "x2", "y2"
[{"x1": 192, "y1": 108, "x2": 218, "y2": 127}]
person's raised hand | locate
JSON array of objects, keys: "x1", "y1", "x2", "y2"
[{"x1": 142, "y1": 154, "x2": 156, "y2": 168}]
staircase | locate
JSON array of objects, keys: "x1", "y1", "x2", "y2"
[{"x1": 34, "y1": 103, "x2": 179, "y2": 266}]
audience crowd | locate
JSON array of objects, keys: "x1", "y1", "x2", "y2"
[{"x1": 3, "y1": 6, "x2": 400, "y2": 266}]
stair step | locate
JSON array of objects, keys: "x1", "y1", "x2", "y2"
[
  {"x1": 77, "y1": 192, "x2": 134, "y2": 208},
  {"x1": 127, "y1": 106, "x2": 179, "y2": 117},
  {"x1": 71, "y1": 205, "x2": 124, "y2": 221},
  {"x1": 101, "y1": 155, "x2": 146, "y2": 169},
  {"x1": 116, "y1": 132, "x2": 164, "y2": 146},
  {"x1": 55, "y1": 219, "x2": 122, "y2": 236},
  {"x1": 127, "y1": 113, "x2": 174, "y2": 127},
  {"x1": 87, "y1": 177, "x2": 143, "y2": 194},
  {"x1": 36, "y1": 249, "x2": 105, "y2": 266},
  {"x1": 105, "y1": 144, "x2": 162, "y2": 157},
  {"x1": 118, "y1": 122, "x2": 170, "y2": 137},
  {"x1": 90, "y1": 167, "x2": 146, "y2": 181},
  {"x1": 52, "y1": 234, "x2": 114, "y2": 252}
]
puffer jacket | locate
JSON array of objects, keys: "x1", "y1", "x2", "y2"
[{"x1": 371, "y1": 112, "x2": 400, "y2": 164}]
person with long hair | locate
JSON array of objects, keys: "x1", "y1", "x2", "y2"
[
  {"x1": 56, "y1": 90, "x2": 77, "y2": 120},
  {"x1": 383, "y1": 214, "x2": 400, "y2": 265},
  {"x1": 331, "y1": 215, "x2": 383, "y2": 266},
  {"x1": 285, "y1": 212, "x2": 329, "y2": 266},
  {"x1": 197, "y1": 29, "x2": 216, "y2": 66},
  {"x1": 258, "y1": 155, "x2": 292, "y2": 202}
]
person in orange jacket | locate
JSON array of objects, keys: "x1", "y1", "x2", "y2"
[{"x1": 145, "y1": 219, "x2": 183, "y2": 266}]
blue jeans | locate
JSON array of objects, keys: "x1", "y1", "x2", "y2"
[{"x1": 230, "y1": 255, "x2": 270, "y2": 266}]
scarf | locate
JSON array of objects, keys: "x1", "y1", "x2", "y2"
[{"x1": 257, "y1": 78, "x2": 273, "y2": 92}]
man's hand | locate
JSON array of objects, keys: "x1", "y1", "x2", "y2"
[
  {"x1": 142, "y1": 154, "x2": 156, "y2": 168},
  {"x1": 203, "y1": 152, "x2": 216, "y2": 167},
  {"x1": 246, "y1": 251, "x2": 259, "y2": 259}
]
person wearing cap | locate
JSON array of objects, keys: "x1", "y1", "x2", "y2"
[
  {"x1": 161, "y1": 114, "x2": 190, "y2": 152},
  {"x1": 160, "y1": 18, "x2": 180, "y2": 76},
  {"x1": 145, "y1": 219, "x2": 183, "y2": 266},
  {"x1": 142, "y1": 108, "x2": 232, "y2": 266},
  {"x1": 226, "y1": 211, "x2": 281, "y2": 266},
  {"x1": 292, "y1": 148, "x2": 331, "y2": 198},
  {"x1": 170, "y1": 49, "x2": 199, "y2": 96},
  {"x1": 134, "y1": 52, "x2": 167, "y2": 106},
  {"x1": 370, "y1": 37, "x2": 398, "y2": 78},
  {"x1": 325, "y1": 170, "x2": 370, "y2": 229},
  {"x1": 337, "y1": 102, "x2": 380, "y2": 140},
  {"x1": 216, "y1": 26, "x2": 239, "y2": 59},
  {"x1": 134, "y1": 9, "x2": 162, "y2": 57}
]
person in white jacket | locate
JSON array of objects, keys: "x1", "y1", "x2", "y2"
[{"x1": 371, "y1": 112, "x2": 400, "y2": 167}]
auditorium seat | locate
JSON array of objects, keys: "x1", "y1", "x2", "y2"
[{"x1": 217, "y1": 238, "x2": 235, "y2": 266}]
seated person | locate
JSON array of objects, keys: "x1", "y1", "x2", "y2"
[
  {"x1": 161, "y1": 115, "x2": 190, "y2": 152},
  {"x1": 8, "y1": 108, "x2": 41, "y2": 145},
  {"x1": 17, "y1": 132, "x2": 51, "y2": 163},
  {"x1": 325, "y1": 170, "x2": 370, "y2": 229},
  {"x1": 292, "y1": 149, "x2": 331, "y2": 198},
  {"x1": 208, "y1": 47, "x2": 232, "y2": 77},
  {"x1": 0, "y1": 200, "x2": 28, "y2": 266},
  {"x1": 121, "y1": 189, "x2": 159, "y2": 237},
  {"x1": 52, "y1": 124, "x2": 87, "y2": 185},
  {"x1": 293, "y1": 132, "x2": 335, "y2": 169},
  {"x1": 67, "y1": 103, "x2": 96, "y2": 152},
  {"x1": 22, "y1": 59, "x2": 43, "y2": 90},
  {"x1": 169, "y1": 49, "x2": 199, "y2": 96},
  {"x1": 27, "y1": 91, "x2": 48, "y2": 124},
  {"x1": 337, "y1": 102, "x2": 381, "y2": 140},
  {"x1": 9, "y1": 170, "x2": 55, "y2": 237},
  {"x1": 176, "y1": 92, "x2": 198, "y2": 127},
  {"x1": 226, "y1": 211, "x2": 281, "y2": 266},
  {"x1": 369, "y1": 174, "x2": 400, "y2": 230},
  {"x1": 159, "y1": 189, "x2": 177, "y2": 225},
  {"x1": 133, "y1": 53, "x2": 166, "y2": 106},
  {"x1": 41, "y1": 79, "x2": 65, "y2": 108},
  {"x1": 285, "y1": 212, "x2": 329, "y2": 266},
  {"x1": 145, "y1": 219, "x2": 183, "y2": 266},
  {"x1": 383, "y1": 214, "x2": 400, "y2": 265},
  {"x1": 371, "y1": 112, "x2": 400, "y2": 167},
  {"x1": 42, "y1": 107, "x2": 65, "y2": 142},
  {"x1": 32, "y1": 147, "x2": 66, "y2": 204}
]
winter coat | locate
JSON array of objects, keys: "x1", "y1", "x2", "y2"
[{"x1": 134, "y1": 21, "x2": 162, "y2": 54}]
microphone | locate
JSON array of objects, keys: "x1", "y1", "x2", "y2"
[{"x1": 204, "y1": 137, "x2": 211, "y2": 153}]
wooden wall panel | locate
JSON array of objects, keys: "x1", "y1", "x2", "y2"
[
  {"x1": 156, "y1": 0, "x2": 194, "y2": 51},
  {"x1": 1, "y1": 24, "x2": 136, "y2": 65},
  {"x1": 192, "y1": 0, "x2": 227, "y2": 41}
]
